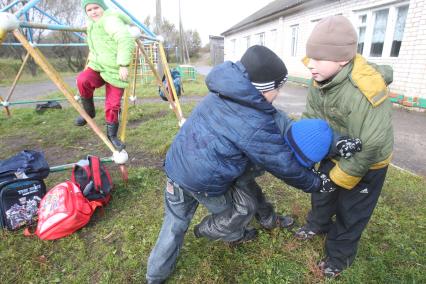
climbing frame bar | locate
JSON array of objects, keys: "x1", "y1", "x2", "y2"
[
  {"x1": 12, "y1": 29, "x2": 116, "y2": 153},
  {"x1": 136, "y1": 40, "x2": 184, "y2": 124}
]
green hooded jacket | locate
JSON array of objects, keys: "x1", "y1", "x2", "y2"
[
  {"x1": 86, "y1": 9, "x2": 134, "y2": 88},
  {"x1": 302, "y1": 55, "x2": 394, "y2": 189}
]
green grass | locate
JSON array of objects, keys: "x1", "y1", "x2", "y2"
[
  {"x1": 0, "y1": 98, "x2": 425, "y2": 283},
  {"x1": 0, "y1": 58, "x2": 78, "y2": 86}
]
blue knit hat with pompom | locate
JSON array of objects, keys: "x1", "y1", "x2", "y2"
[{"x1": 284, "y1": 119, "x2": 333, "y2": 168}]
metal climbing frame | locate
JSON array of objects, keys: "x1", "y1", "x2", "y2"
[{"x1": 0, "y1": 0, "x2": 186, "y2": 173}]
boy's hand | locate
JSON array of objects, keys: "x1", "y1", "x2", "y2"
[
  {"x1": 119, "y1": 66, "x2": 129, "y2": 81},
  {"x1": 312, "y1": 169, "x2": 336, "y2": 193},
  {"x1": 336, "y1": 137, "x2": 362, "y2": 159}
]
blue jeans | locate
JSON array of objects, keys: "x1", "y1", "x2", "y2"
[{"x1": 146, "y1": 178, "x2": 232, "y2": 283}]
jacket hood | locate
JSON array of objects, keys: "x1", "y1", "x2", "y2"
[
  {"x1": 87, "y1": 9, "x2": 132, "y2": 25},
  {"x1": 205, "y1": 61, "x2": 276, "y2": 114}
]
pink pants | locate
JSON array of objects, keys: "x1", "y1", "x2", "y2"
[{"x1": 77, "y1": 67, "x2": 123, "y2": 124}]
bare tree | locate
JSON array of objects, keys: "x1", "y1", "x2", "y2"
[{"x1": 0, "y1": 0, "x2": 86, "y2": 75}]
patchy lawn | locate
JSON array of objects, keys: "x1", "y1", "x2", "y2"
[{"x1": 0, "y1": 98, "x2": 425, "y2": 283}]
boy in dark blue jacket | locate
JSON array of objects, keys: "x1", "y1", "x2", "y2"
[
  {"x1": 192, "y1": 116, "x2": 361, "y2": 243},
  {"x1": 146, "y1": 46, "x2": 338, "y2": 284}
]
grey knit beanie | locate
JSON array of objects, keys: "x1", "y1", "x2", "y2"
[{"x1": 306, "y1": 15, "x2": 358, "y2": 61}]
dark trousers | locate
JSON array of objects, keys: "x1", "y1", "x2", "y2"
[
  {"x1": 196, "y1": 167, "x2": 277, "y2": 241},
  {"x1": 307, "y1": 159, "x2": 388, "y2": 269}
]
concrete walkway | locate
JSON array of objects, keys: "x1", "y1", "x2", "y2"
[{"x1": 0, "y1": 77, "x2": 77, "y2": 102}]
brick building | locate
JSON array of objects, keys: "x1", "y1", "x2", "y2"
[{"x1": 222, "y1": 0, "x2": 426, "y2": 107}]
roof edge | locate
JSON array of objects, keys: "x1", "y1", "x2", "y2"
[{"x1": 222, "y1": 0, "x2": 315, "y2": 37}]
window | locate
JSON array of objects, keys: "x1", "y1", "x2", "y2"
[
  {"x1": 357, "y1": 14, "x2": 367, "y2": 54},
  {"x1": 310, "y1": 19, "x2": 321, "y2": 40},
  {"x1": 391, "y1": 5, "x2": 408, "y2": 57},
  {"x1": 245, "y1": 36, "x2": 251, "y2": 49},
  {"x1": 269, "y1": 29, "x2": 277, "y2": 50},
  {"x1": 370, "y1": 9, "x2": 389, "y2": 57},
  {"x1": 254, "y1": 32, "x2": 265, "y2": 46},
  {"x1": 291, "y1": 25, "x2": 299, "y2": 57},
  {"x1": 231, "y1": 39, "x2": 236, "y2": 56},
  {"x1": 259, "y1": 32, "x2": 265, "y2": 46},
  {"x1": 356, "y1": 3, "x2": 409, "y2": 58}
]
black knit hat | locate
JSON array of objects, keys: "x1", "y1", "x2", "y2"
[{"x1": 241, "y1": 45, "x2": 288, "y2": 92}]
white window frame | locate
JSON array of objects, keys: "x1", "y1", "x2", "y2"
[
  {"x1": 356, "y1": 14, "x2": 367, "y2": 54},
  {"x1": 259, "y1": 32, "x2": 265, "y2": 46},
  {"x1": 290, "y1": 24, "x2": 299, "y2": 57},
  {"x1": 355, "y1": 2, "x2": 409, "y2": 58},
  {"x1": 268, "y1": 29, "x2": 277, "y2": 51},
  {"x1": 231, "y1": 39, "x2": 237, "y2": 57},
  {"x1": 245, "y1": 35, "x2": 251, "y2": 49},
  {"x1": 254, "y1": 32, "x2": 265, "y2": 46},
  {"x1": 309, "y1": 18, "x2": 322, "y2": 36}
]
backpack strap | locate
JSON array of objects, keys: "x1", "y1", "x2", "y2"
[
  {"x1": 89, "y1": 200, "x2": 105, "y2": 211},
  {"x1": 88, "y1": 156, "x2": 102, "y2": 193},
  {"x1": 24, "y1": 227, "x2": 34, "y2": 237}
]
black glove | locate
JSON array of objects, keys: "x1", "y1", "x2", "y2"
[
  {"x1": 312, "y1": 169, "x2": 336, "y2": 193},
  {"x1": 336, "y1": 137, "x2": 362, "y2": 159}
]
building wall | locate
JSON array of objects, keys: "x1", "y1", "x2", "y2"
[
  {"x1": 224, "y1": 19, "x2": 281, "y2": 62},
  {"x1": 224, "y1": 0, "x2": 426, "y2": 99}
]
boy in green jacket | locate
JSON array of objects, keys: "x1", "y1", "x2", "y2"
[
  {"x1": 75, "y1": 0, "x2": 134, "y2": 151},
  {"x1": 295, "y1": 15, "x2": 394, "y2": 278}
]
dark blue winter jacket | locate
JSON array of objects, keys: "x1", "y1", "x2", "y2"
[{"x1": 165, "y1": 61, "x2": 320, "y2": 196}]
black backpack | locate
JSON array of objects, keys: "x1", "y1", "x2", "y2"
[
  {"x1": 159, "y1": 69, "x2": 183, "y2": 101},
  {"x1": 0, "y1": 150, "x2": 49, "y2": 183},
  {"x1": 0, "y1": 150, "x2": 49, "y2": 230},
  {"x1": 71, "y1": 155, "x2": 113, "y2": 205},
  {"x1": 0, "y1": 178, "x2": 46, "y2": 230}
]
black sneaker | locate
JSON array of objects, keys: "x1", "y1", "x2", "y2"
[
  {"x1": 193, "y1": 224, "x2": 202, "y2": 238},
  {"x1": 228, "y1": 228, "x2": 257, "y2": 246},
  {"x1": 318, "y1": 258, "x2": 342, "y2": 278},
  {"x1": 294, "y1": 224, "x2": 322, "y2": 240},
  {"x1": 276, "y1": 215, "x2": 295, "y2": 228}
]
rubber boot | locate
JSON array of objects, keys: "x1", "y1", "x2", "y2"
[
  {"x1": 106, "y1": 122, "x2": 126, "y2": 151},
  {"x1": 74, "y1": 97, "x2": 95, "y2": 126}
]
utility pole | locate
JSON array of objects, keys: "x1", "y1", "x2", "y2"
[
  {"x1": 155, "y1": 0, "x2": 162, "y2": 34},
  {"x1": 155, "y1": 0, "x2": 163, "y2": 75},
  {"x1": 178, "y1": 0, "x2": 190, "y2": 64}
]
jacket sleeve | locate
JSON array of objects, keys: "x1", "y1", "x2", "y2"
[
  {"x1": 327, "y1": 130, "x2": 344, "y2": 158},
  {"x1": 103, "y1": 15, "x2": 134, "y2": 67},
  {"x1": 330, "y1": 96, "x2": 393, "y2": 189},
  {"x1": 239, "y1": 120, "x2": 320, "y2": 193},
  {"x1": 273, "y1": 110, "x2": 293, "y2": 135},
  {"x1": 302, "y1": 85, "x2": 322, "y2": 119}
]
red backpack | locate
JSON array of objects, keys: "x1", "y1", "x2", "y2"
[
  {"x1": 29, "y1": 156, "x2": 113, "y2": 240},
  {"x1": 33, "y1": 181, "x2": 101, "y2": 240}
]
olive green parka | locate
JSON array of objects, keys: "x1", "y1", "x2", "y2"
[{"x1": 302, "y1": 55, "x2": 394, "y2": 189}]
